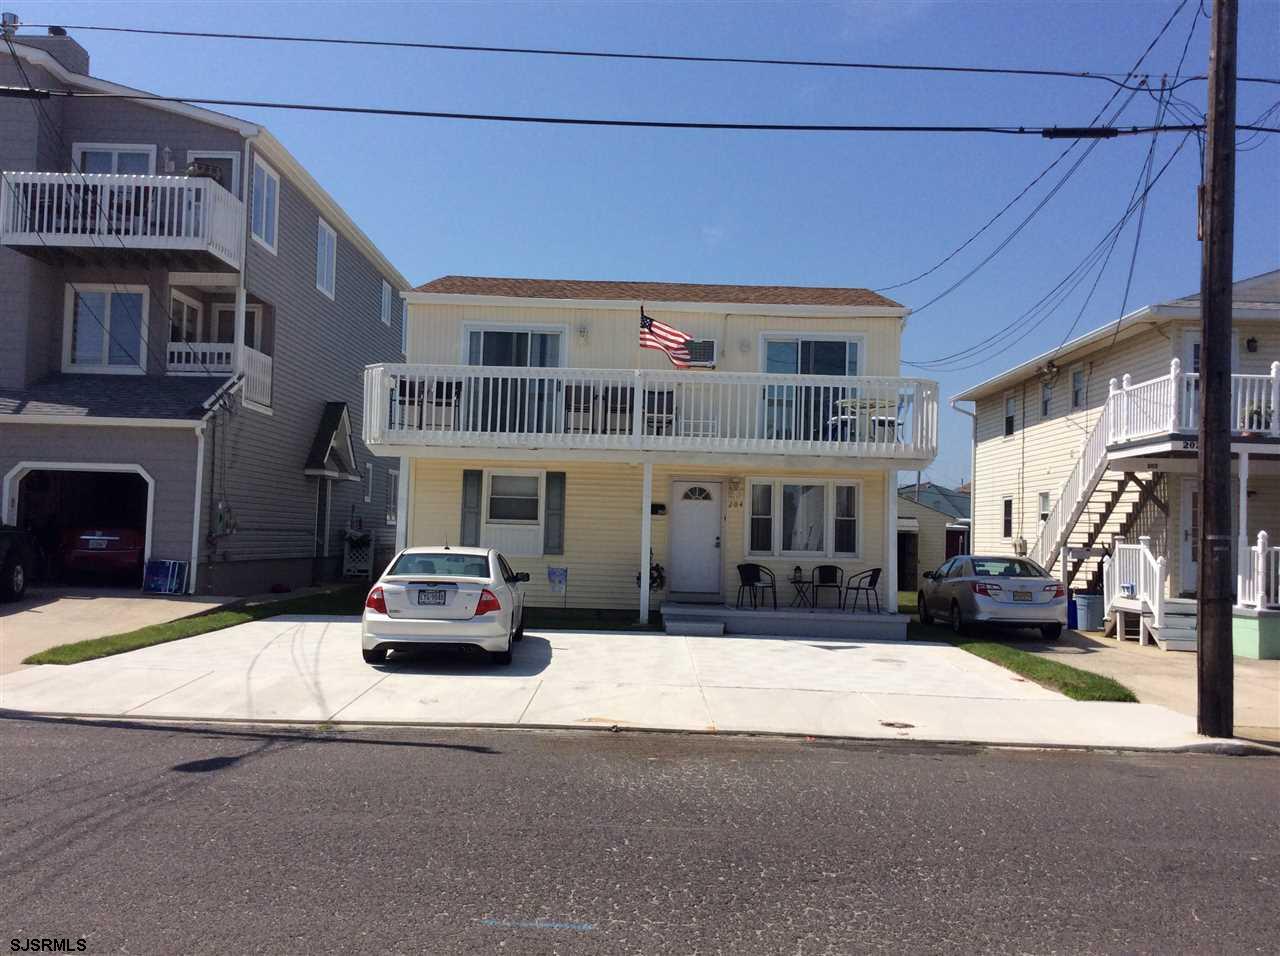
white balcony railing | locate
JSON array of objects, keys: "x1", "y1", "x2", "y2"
[
  {"x1": 364, "y1": 364, "x2": 939, "y2": 462},
  {"x1": 1107, "y1": 358, "x2": 1280, "y2": 445},
  {"x1": 166, "y1": 341, "x2": 235, "y2": 374},
  {"x1": 1240, "y1": 530, "x2": 1280, "y2": 610},
  {"x1": 0, "y1": 171, "x2": 245, "y2": 269},
  {"x1": 1103, "y1": 535, "x2": 1167, "y2": 627},
  {"x1": 242, "y1": 347, "x2": 273, "y2": 407}
]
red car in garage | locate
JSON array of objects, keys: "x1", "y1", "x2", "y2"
[{"x1": 60, "y1": 528, "x2": 146, "y2": 581}]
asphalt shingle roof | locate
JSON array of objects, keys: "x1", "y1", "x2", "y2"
[
  {"x1": 0, "y1": 374, "x2": 228, "y2": 421},
  {"x1": 414, "y1": 275, "x2": 903, "y2": 309}
]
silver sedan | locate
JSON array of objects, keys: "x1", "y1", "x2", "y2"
[{"x1": 918, "y1": 555, "x2": 1066, "y2": 640}]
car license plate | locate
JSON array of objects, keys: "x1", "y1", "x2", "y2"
[
  {"x1": 1013, "y1": 590, "x2": 1032, "y2": 602},
  {"x1": 417, "y1": 590, "x2": 446, "y2": 606},
  {"x1": 88, "y1": 539, "x2": 108, "y2": 550}
]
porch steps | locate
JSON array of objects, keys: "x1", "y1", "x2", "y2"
[
  {"x1": 1143, "y1": 598, "x2": 1199, "y2": 652},
  {"x1": 663, "y1": 618, "x2": 725, "y2": 637}
]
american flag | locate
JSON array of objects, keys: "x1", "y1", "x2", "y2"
[{"x1": 639, "y1": 307, "x2": 692, "y2": 369}]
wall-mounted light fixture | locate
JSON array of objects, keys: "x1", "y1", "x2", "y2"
[
  {"x1": 577, "y1": 323, "x2": 590, "y2": 342},
  {"x1": 1246, "y1": 336, "x2": 1258, "y2": 353}
]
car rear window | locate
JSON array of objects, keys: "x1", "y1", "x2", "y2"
[
  {"x1": 388, "y1": 552, "x2": 490, "y2": 577},
  {"x1": 972, "y1": 558, "x2": 1045, "y2": 578}
]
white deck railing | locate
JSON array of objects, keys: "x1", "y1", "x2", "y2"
[
  {"x1": 363, "y1": 364, "x2": 939, "y2": 461},
  {"x1": 1102, "y1": 535, "x2": 1166, "y2": 627},
  {"x1": 0, "y1": 171, "x2": 245, "y2": 269},
  {"x1": 1240, "y1": 530, "x2": 1280, "y2": 610},
  {"x1": 1030, "y1": 402, "x2": 1110, "y2": 572},
  {"x1": 242, "y1": 347, "x2": 273, "y2": 407},
  {"x1": 166, "y1": 341, "x2": 235, "y2": 374},
  {"x1": 1107, "y1": 358, "x2": 1280, "y2": 444}
]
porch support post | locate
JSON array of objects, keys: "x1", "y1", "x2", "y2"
[
  {"x1": 638, "y1": 461, "x2": 653, "y2": 623},
  {"x1": 233, "y1": 284, "x2": 247, "y2": 374},
  {"x1": 1236, "y1": 450, "x2": 1249, "y2": 606},
  {"x1": 885, "y1": 470, "x2": 898, "y2": 613},
  {"x1": 395, "y1": 455, "x2": 411, "y2": 552}
]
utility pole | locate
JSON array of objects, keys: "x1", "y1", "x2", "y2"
[{"x1": 1196, "y1": 0, "x2": 1237, "y2": 738}]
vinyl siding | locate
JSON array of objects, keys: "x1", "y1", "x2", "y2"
[
  {"x1": 407, "y1": 458, "x2": 891, "y2": 610},
  {"x1": 405, "y1": 303, "x2": 903, "y2": 375},
  {"x1": 0, "y1": 423, "x2": 199, "y2": 562}
]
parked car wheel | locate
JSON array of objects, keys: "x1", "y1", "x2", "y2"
[
  {"x1": 1, "y1": 552, "x2": 28, "y2": 602},
  {"x1": 490, "y1": 646, "x2": 513, "y2": 666},
  {"x1": 918, "y1": 593, "x2": 932, "y2": 626},
  {"x1": 1041, "y1": 623, "x2": 1063, "y2": 641},
  {"x1": 362, "y1": 647, "x2": 388, "y2": 665},
  {"x1": 950, "y1": 601, "x2": 967, "y2": 636},
  {"x1": 513, "y1": 612, "x2": 525, "y2": 642}
]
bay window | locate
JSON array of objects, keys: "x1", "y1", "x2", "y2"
[
  {"x1": 747, "y1": 478, "x2": 860, "y2": 557},
  {"x1": 62, "y1": 284, "x2": 148, "y2": 374}
]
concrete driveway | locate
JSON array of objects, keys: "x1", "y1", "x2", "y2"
[
  {"x1": 0, "y1": 615, "x2": 1220, "y2": 750},
  {"x1": 0, "y1": 587, "x2": 228, "y2": 673}
]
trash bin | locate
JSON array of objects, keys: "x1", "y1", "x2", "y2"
[{"x1": 1073, "y1": 593, "x2": 1104, "y2": 631}]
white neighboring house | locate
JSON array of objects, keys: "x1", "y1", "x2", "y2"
[
  {"x1": 953, "y1": 270, "x2": 1280, "y2": 657},
  {"x1": 362, "y1": 276, "x2": 940, "y2": 638}
]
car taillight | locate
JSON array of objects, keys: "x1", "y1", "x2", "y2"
[
  {"x1": 1045, "y1": 584, "x2": 1066, "y2": 598},
  {"x1": 971, "y1": 581, "x2": 1002, "y2": 597},
  {"x1": 474, "y1": 589, "x2": 501, "y2": 615},
  {"x1": 365, "y1": 586, "x2": 387, "y2": 614}
]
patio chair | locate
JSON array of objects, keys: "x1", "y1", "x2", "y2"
[
  {"x1": 644, "y1": 389, "x2": 675, "y2": 436},
  {"x1": 843, "y1": 568, "x2": 882, "y2": 613},
  {"x1": 736, "y1": 563, "x2": 777, "y2": 610},
  {"x1": 563, "y1": 383, "x2": 595, "y2": 434},
  {"x1": 811, "y1": 564, "x2": 844, "y2": 609},
  {"x1": 602, "y1": 384, "x2": 635, "y2": 434}
]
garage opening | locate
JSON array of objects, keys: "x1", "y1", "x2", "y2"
[{"x1": 16, "y1": 469, "x2": 150, "y2": 586}]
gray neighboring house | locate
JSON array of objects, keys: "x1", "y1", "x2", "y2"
[
  {"x1": 895, "y1": 480, "x2": 970, "y2": 591},
  {"x1": 0, "y1": 28, "x2": 410, "y2": 594}
]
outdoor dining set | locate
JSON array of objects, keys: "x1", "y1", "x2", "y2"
[{"x1": 735, "y1": 564, "x2": 884, "y2": 613}]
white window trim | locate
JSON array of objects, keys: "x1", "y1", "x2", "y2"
[
  {"x1": 186, "y1": 149, "x2": 241, "y2": 197},
  {"x1": 1039, "y1": 380, "x2": 1053, "y2": 419},
  {"x1": 1069, "y1": 365, "x2": 1086, "y2": 410},
  {"x1": 385, "y1": 468, "x2": 399, "y2": 527},
  {"x1": 1003, "y1": 391, "x2": 1017, "y2": 439},
  {"x1": 1002, "y1": 496, "x2": 1014, "y2": 539},
  {"x1": 380, "y1": 280, "x2": 393, "y2": 327},
  {"x1": 461, "y1": 323, "x2": 571, "y2": 366},
  {"x1": 209, "y1": 303, "x2": 264, "y2": 351},
  {"x1": 758, "y1": 331, "x2": 866, "y2": 376},
  {"x1": 316, "y1": 218, "x2": 337, "y2": 300},
  {"x1": 364, "y1": 462, "x2": 374, "y2": 504},
  {"x1": 483, "y1": 469, "x2": 546, "y2": 528},
  {"x1": 250, "y1": 155, "x2": 280, "y2": 255},
  {"x1": 744, "y1": 476, "x2": 862, "y2": 559},
  {"x1": 169, "y1": 288, "x2": 204, "y2": 343},
  {"x1": 61, "y1": 283, "x2": 150, "y2": 375},
  {"x1": 400, "y1": 299, "x2": 409, "y2": 356},
  {"x1": 72, "y1": 142, "x2": 156, "y2": 174}
]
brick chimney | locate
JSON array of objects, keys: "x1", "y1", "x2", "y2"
[{"x1": 13, "y1": 26, "x2": 90, "y2": 75}]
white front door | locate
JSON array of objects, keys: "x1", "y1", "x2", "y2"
[
  {"x1": 669, "y1": 481, "x2": 722, "y2": 595},
  {"x1": 1180, "y1": 479, "x2": 1199, "y2": 594}
]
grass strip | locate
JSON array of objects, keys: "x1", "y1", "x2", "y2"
[{"x1": 23, "y1": 586, "x2": 367, "y2": 666}]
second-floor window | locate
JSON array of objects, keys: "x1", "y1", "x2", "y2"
[
  {"x1": 1040, "y1": 381, "x2": 1053, "y2": 418},
  {"x1": 381, "y1": 281, "x2": 394, "y2": 326},
  {"x1": 74, "y1": 143, "x2": 154, "y2": 174},
  {"x1": 1039, "y1": 492, "x2": 1051, "y2": 523},
  {"x1": 466, "y1": 328, "x2": 562, "y2": 367},
  {"x1": 1004, "y1": 395, "x2": 1017, "y2": 437},
  {"x1": 316, "y1": 218, "x2": 336, "y2": 299},
  {"x1": 1071, "y1": 368, "x2": 1086, "y2": 409},
  {"x1": 251, "y1": 156, "x2": 279, "y2": 253},
  {"x1": 63, "y1": 284, "x2": 148, "y2": 374}
]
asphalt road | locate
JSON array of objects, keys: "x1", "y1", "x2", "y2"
[{"x1": 1, "y1": 717, "x2": 1276, "y2": 955}]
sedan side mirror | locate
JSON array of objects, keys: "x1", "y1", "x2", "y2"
[
  {"x1": 513, "y1": 571, "x2": 530, "y2": 583},
  {"x1": 922, "y1": 571, "x2": 934, "y2": 580}
]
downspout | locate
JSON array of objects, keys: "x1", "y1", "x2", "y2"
[
  {"x1": 188, "y1": 422, "x2": 206, "y2": 594},
  {"x1": 950, "y1": 398, "x2": 977, "y2": 551}
]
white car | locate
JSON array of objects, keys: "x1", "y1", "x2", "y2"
[{"x1": 361, "y1": 546, "x2": 528, "y2": 666}]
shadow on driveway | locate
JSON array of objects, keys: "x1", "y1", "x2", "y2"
[{"x1": 372, "y1": 635, "x2": 554, "y2": 678}]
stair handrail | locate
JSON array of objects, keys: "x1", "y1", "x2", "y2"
[
  {"x1": 1107, "y1": 535, "x2": 1165, "y2": 627},
  {"x1": 1030, "y1": 399, "x2": 1111, "y2": 573},
  {"x1": 1246, "y1": 529, "x2": 1279, "y2": 610}
]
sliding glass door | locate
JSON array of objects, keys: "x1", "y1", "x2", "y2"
[
  {"x1": 763, "y1": 337, "x2": 859, "y2": 440},
  {"x1": 466, "y1": 329, "x2": 563, "y2": 433}
]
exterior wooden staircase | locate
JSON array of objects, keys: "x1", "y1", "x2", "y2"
[{"x1": 1103, "y1": 538, "x2": 1198, "y2": 652}]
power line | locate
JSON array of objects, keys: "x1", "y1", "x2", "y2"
[
  {"x1": 20, "y1": 21, "x2": 1279, "y2": 89},
  {"x1": 0, "y1": 86, "x2": 1227, "y2": 136}
]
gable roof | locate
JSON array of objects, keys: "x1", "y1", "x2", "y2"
[
  {"x1": 413, "y1": 276, "x2": 904, "y2": 311},
  {"x1": 952, "y1": 269, "x2": 1280, "y2": 403},
  {"x1": 0, "y1": 374, "x2": 226, "y2": 422},
  {"x1": 304, "y1": 402, "x2": 361, "y2": 481},
  {"x1": 898, "y1": 481, "x2": 970, "y2": 520}
]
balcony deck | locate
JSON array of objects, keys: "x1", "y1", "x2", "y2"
[
  {"x1": 364, "y1": 364, "x2": 939, "y2": 467},
  {"x1": 1, "y1": 172, "x2": 245, "y2": 270},
  {"x1": 165, "y1": 342, "x2": 273, "y2": 408}
]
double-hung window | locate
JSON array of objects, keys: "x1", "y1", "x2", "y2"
[
  {"x1": 1003, "y1": 394, "x2": 1017, "y2": 437},
  {"x1": 381, "y1": 280, "x2": 393, "y2": 326},
  {"x1": 1040, "y1": 381, "x2": 1053, "y2": 418},
  {"x1": 1039, "y1": 492, "x2": 1051, "y2": 524},
  {"x1": 62, "y1": 284, "x2": 148, "y2": 374},
  {"x1": 1071, "y1": 368, "x2": 1086, "y2": 409},
  {"x1": 486, "y1": 474, "x2": 541, "y2": 524},
  {"x1": 747, "y1": 478, "x2": 859, "y2": 557},
  {"x1": 1002, "y1": 498, "x2": 1014, "y2": 538},
  {"x1": 250, "y1": 156, "x2": 279, "y2": 253},
  {"x1": 316, "y1": 218, "x2": 336, "y2": 299}
]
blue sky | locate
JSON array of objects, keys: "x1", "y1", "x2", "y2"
[{"x1": 19, "y1": 0, "x2": 1280, "y2": 483}]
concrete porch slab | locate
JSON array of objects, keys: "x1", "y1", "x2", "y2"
[{"x1": 662, "y1": 602, "x2": 910, "y2": 639}]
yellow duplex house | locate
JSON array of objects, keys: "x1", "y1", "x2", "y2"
[
  {"x1": 953, "y1": 270, "x2": 1280, "y2": 657},
  {"x1": 362, "y1": 276, "x2": 939, "y2": 638}
]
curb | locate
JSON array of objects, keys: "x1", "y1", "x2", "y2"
[{"x1": 1, "y1": 707, "x2": 1272, "y2": 756}]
